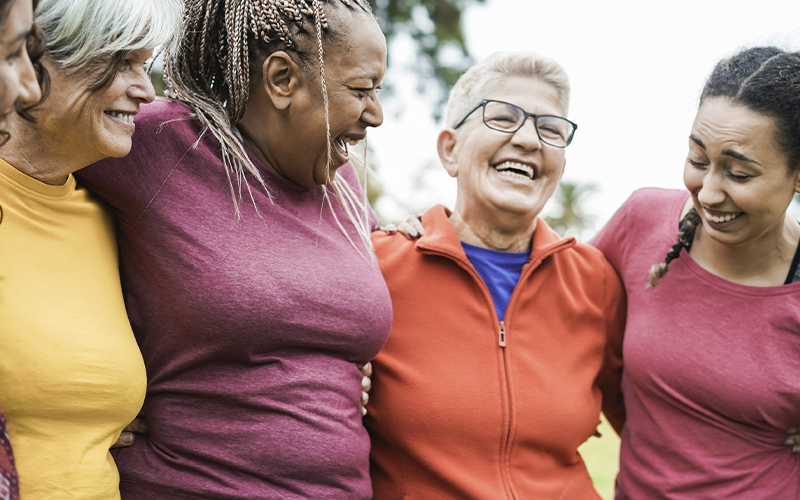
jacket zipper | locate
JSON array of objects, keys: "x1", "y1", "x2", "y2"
[{"x1": 417, "y1": 240, "x2": 574, "y2": 499}]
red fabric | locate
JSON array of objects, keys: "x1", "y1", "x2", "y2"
[
  {"x1": 0, "y1": 407, "x2": 19, "y2": 500},
  {"x1": 366, "y1": 205, "x2": 626, "y2": 500}
]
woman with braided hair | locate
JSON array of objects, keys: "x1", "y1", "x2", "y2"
[
  {"x1": 591, "y1": 46, "x2": 800, "y2": 498},
  {"x1": 77, "y1": 0, "x2": 390, "y2": 498}
]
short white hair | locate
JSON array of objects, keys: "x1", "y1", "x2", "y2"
[
  {"x1": 445, "y1": 51, "x2": 571, "y2": 129},
  {"x1": 36, "y1": 0, "x2": 182, "y2": 72}
]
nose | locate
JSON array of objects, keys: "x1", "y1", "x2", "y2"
[
  {"x1": 17, "y1": 48, "x2": 41, "y2": 105},
  {"x1": 510, "y1": 117, "x2": 542, "y2": 150},
  {"x1": 361, "y1": 93, "x2": 383, "y2": 128},
  {"x1": 127, "y1": 69, "x2": 157, "y2": 104},
  {"x1": 696, "y1": 168, "x2": 727, "y2": 207}
]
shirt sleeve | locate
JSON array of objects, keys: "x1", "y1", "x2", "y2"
[
  {"x1": 589, "y1": 196, "x2": 631, "y2": 277},
  {"x1": 597, "y1": 263, "x2": 627, "y2": 434}
]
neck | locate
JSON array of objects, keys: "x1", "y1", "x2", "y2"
[
  {"x1": 449, "y1": 205, "x2": 536, "y2": 253},
  {"x1": 1, "y1": 115, "x2": 92, "y2": 185},
  {"x1": 690, "y1": 214, "x2": 800, "y2": 286}
]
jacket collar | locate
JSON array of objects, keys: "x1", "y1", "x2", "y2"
[{"x1": 415, "y1": 205, "x2": 576, "y2": 267}]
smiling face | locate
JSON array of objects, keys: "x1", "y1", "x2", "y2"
[
  {"x1": 441, "y1": 76, "x2": 567, "y2": 224},
  {"x1": 684, "y1": 97, "x2": 800, "y2": 248},
  {"x1": 0, "y1": 0, "x2": 40, "y2": 126},
  {"x1": 34, "y1": 48, "x2": 156, "y2": 164},
  {"x1": 280, "y1": 14, "x2": 386, "y2": 188}
]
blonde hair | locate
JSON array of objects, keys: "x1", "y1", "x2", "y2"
[
  {"x1": 163, "y1": 0, "x2": 376, "y2": 255},
  {"x1": 445, "y1": 51, "x2": 571, "y2": 129},
  {"x1": 36, "y1": 0, "x2": 182, "y2": 73}
]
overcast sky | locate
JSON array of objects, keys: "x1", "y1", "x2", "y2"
[{"x1": 367, "y1": 0, "x2": 800, "y2": 236}]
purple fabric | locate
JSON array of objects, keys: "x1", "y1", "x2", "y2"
[
  {"x1": 78, "y1": 99, "x2": 392, "y2": 499},
  {"x1": 591, "y1": 188, "x2": 800, "y2": 499},
  {"x1": 0, "y1": 407, "x2": 19, "y2": 500}
]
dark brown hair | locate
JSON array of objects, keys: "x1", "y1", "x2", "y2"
[{"x1": 648, "y1": 46, "x2": 800, "y2": 289}]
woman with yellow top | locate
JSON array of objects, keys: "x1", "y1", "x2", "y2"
[{"x1": 0, "y1": 0, "x2": 180, "y2": 498}]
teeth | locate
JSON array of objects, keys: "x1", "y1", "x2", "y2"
[
  {"x1": 494, "y1": 161, "x2": 534, "y2": 179},
  {"x1": 703, "y1": 209, "x2": 742, "y2": 223},
  {"x1": 347, "y1": 139, "x2": 361, "y2": 146},
  {"x1": 107, "y1": 111, "x2": 134, "y2": 125}
]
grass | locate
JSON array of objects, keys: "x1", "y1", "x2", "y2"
[{"x1": 578, "y1": 415, "x2": 620, "y2": 500}]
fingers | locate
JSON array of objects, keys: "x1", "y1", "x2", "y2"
[
  {"x1": 380, "y1": 223, "x2": 397, "y2": 235},
  {"x1": 126, "y1": 417, "x2": 149, "y2": 434},
  {"x1": 785, "y1": 426, "x2": 800, "y2": 454},
  {"x1": 110, "y1": 431, "x2": 135, "y2": 449},
  {"x1": 360, "y1": 362, "x2": 373, "y2": 417}
]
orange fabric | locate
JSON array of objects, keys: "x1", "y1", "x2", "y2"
[{"x1": 367, "y1": 205, "x2": 626, "y2": 500}]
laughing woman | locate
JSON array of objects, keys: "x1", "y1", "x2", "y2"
[
  {"x1": 0, "y1": 0, "x2": 180, "y2": 498},
  {"x1": 76, "y1": 1, "x2": 392, "y2": 498},
  {"x1": 591, "y1": 46, "x2": 800, "y2": 498}
]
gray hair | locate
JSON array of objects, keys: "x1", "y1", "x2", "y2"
[
  {"x1": 445, "y1": 51, "x2": 571, "y2": 129},
  {"x1": 36, "y1": 0, "x2": 182, "y2": 73}
]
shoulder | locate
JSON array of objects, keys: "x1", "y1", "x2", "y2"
[
  {"x1": 624, "y1": 187, "x2": 689, "y2": 215},
  {"x1": 131, "y1": 98, "x2": 201, "y2": 144}
]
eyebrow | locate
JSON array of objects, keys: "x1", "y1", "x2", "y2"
[
  {"x1": 12, "y1": 28, "x2": 33, "y2": 44},
  {"x1": 689, "y1": 134, "x2": 761, "y2": 165}
]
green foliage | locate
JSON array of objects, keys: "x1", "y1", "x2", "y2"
[
  {"x1": 368, "y1": 0, "x2": 486, "y2": 115},
  {"x1": 544, "y1": 181, "x2": 598, "y2": 238}
]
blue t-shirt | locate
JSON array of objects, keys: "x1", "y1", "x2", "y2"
[{"x1": 461, "y1": 242, "x2": 530, "y2": 321}]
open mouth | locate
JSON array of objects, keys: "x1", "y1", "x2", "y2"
[
  {"x1": 703, "y1": 209, "x2": 743, "y2": 223},
  {"x1": 104, "y1": 111, "x2": 135, "y2": 125},
  {"x1": 493, "y1": 161, "x2": 536, "y2": 180}
]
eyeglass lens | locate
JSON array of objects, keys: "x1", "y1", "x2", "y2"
[{"x1": 482, "y1": 101, "x2": 574, "y2": 147}]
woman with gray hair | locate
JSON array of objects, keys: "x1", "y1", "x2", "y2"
[
  {"x1": 367, "y1": 51, "x2": 626, "y2": 499},
  {"x1": 0, "y1": 0, "x2": 180, "y2": 497}
]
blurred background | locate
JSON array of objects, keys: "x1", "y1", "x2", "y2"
[{"x1": 151, "y1": 2, "x2": 800, "y2": 497}]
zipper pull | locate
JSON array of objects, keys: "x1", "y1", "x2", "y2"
[{"x1": 499, "y1": 320, "x2": 507, "y2": 347}]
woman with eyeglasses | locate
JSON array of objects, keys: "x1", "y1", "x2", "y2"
[{"x1": 365, "y1": 51, "x2": 625, "y2": 500}]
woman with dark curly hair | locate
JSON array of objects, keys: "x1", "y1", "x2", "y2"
[
  {"x1": 0, "y1": 1, "x2": 41, "y2": 498},
  {"x1": 591, "y1": 46, "x2": 800, "y2": 498}
]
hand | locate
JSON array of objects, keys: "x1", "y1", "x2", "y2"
[
  {"x1": 360, "y1": 362, "x2": 372, "y2": 417},
  {"x1": 785, "y1": 426, "x2": 800, "y2": 454},
  {"x1": 110, "y1": 411, "x2": 148, "y2": 449},
  {"x1": 380, "y1": 215, "x2": 424, "y2": 240}
]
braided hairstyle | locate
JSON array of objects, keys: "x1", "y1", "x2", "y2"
[
  {"x1": 647, "y1": 46, "x2": 800, "y2": 289},
  {"x1": 164, "y1": 0, "x2": 376, "y2": 254}
]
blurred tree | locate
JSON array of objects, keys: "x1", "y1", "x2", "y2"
[
  {"x1": 368, "y1": 0, "x2": 486, "y2": 116},
  {"x1": 544, "y1": 181, "x2": 598, "y2": 239}
]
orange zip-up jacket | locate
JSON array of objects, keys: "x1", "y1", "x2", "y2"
[{"x1": 367, "y1": 205, "x2": 626, "y2": 500}]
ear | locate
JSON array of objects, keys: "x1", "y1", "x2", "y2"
[
  {"x1": 794, "y1": 167, "x2": 800, "y2": 195},
  {"x1": 261, "y1": 52, "x2": 304, "y2": 111},
  {"x1": 437, "y1": 129, "x2": 460, "y2": 178}
]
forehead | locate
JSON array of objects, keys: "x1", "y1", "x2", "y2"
[
  {"x1": 481, "y1": 76, "x2": 563, "y2": 116},
  {"x1": 692, "y1": 98, "x2": 775, "y2": 150},
  {"x1": 326, "y1": 14, "x2": 386, "y2": 79},
  {"x1": 0, "y1": 0, "x2": 33, "y2": 46}
]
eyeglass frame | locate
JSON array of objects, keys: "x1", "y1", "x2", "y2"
[{"x1": 453, "y1": 99, "x2": 578, "y2": 148}]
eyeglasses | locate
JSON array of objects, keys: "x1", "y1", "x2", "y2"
[{"x1": 453, "y1": 99, "x2": 578, "y2": 148}]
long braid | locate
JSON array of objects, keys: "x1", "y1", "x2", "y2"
[
  {"x1": 163, "y1": 0, "x2": 375, "y2": 250},
  {"x1": 647, "y1": 208, "x2": 702, "y2": 289}
]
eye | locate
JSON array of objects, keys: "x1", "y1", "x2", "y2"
[
  {"x1": 5, "y1": 47, "x2": 22, "y2": 62},
  {"x1": 727, "y1": 172, "x2": 751, "y2": 182},
  {"x1": 687, "y1": 158, "x2": 707, "y2": 168}
]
